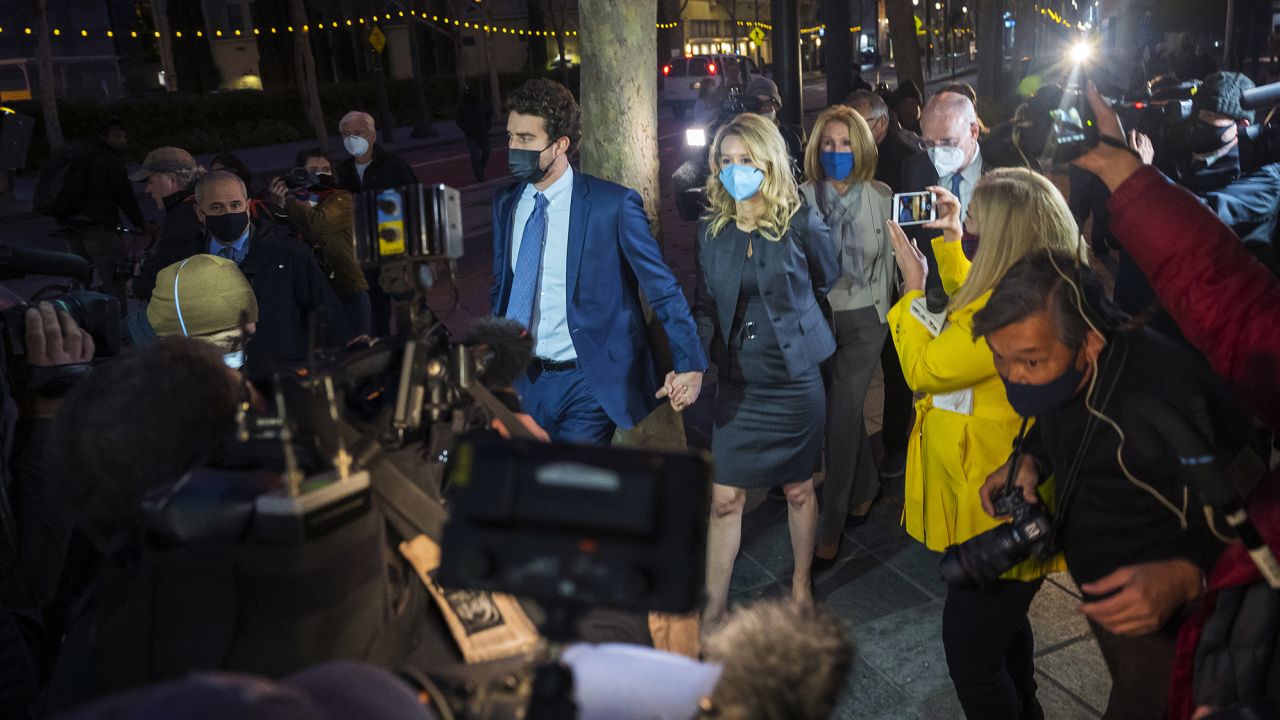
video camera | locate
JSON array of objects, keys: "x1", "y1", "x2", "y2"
[
  {"x1": 281, "y1": 166, "x2": 337, "y2": 191},
  {"x1": 0, "y1": 243, "x2": 121, "y2": 396},
  {"x1": 127, "y1": 182, "x2": 712, "y2": 719},
  {"x1": 1114, "y1": 78, "x2": 1198, "y2": 131}
]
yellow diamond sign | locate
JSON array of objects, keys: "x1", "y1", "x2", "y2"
[
  {"x1": 748, "y1": 26, "x2": 765, "y2": 45},
  {"x1": 369, "y1": 26, "x2": 386, "y2": 53}
]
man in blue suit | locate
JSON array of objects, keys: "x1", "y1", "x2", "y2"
[{"x1": 491, "y1": 79, "x2": 708, "y2": 445}]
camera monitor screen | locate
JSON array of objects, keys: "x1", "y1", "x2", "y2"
[
  {"x1": 893, "y1": 191, "x2": 936, "y2": 226},
  {"x1": 439, "y1": 436, "x2": 711, "y2": 614}
]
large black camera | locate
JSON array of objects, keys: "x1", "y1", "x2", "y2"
[
  {"x1": 282, "y1": 166, "x2": 336, "y2": 190},
  {"x1": 939, "y1": 484, "x2": 1053, "y2": 589}
]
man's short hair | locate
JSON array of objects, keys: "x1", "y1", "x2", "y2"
[
  {"x1": 194, "y1": 170, "x2": 248, "y2": 205},
  {"x1": 937, "y1": 82, "x2": 978, "y2": 106},
  {"x1": 506, "y1": 78, "x2": 582, "y2": 149},
  {"x1": 339, "y1": 110, "x2": 376, "y2": 132},
  {"x1": 923, "y1": 91, "x2": 978, "y2": 128},
  {"x1": 701, "y1": 600, "x2": 852, "y2": 720},
  {"x1": 296, "y1": 148, "x2": 331, "y2": 167},
  {"x1": 971, "y1": 249, "x2": 1120, "y2": 347},
  {"x1": 844, "y1": 89, "x2": 887, "y2": 119},
  {"x1": 54, "y1": 338, "x2": 243, "y2": 547}
]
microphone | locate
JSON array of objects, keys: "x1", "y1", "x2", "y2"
[
  {"x1": 0, "y1": 244, "x2": 92, "y2": 283},
  {"x1": 1240, "y1": 81, "x2": 1280, "y2": 111}
]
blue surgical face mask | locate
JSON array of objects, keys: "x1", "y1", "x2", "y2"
[
  {"x1": 718, "y1": 164, "x2": 764, "y2": 202},
  {"x1": 1000, "y1": 353, "x2": 1087, "y2": 417},
  {"x1": 819, "y1": 151, "x2": 854, "y2": 181}
]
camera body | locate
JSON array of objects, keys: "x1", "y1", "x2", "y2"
[
  {"x1": 282, "y1": 166, "x2": 335, "y2": 190},
  {"x1": 939, "y1": 486, "x2": 1053, "y2": 589}
]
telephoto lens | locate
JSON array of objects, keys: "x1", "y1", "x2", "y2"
[{"x1": 938, "y1": 489, "x2": 1052, "y2": 589}]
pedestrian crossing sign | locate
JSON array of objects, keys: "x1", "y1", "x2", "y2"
[
  {"x1": 369, "y1": 26, "x2": 387, "y2": 53},
  {"x1": 749, "y1": 27, "x2": 766, "y2": 46}
]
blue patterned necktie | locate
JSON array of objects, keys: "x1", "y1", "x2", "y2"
[
  {"x1": 504, "y1": 192, "x2": 550, "y2": 327},
  {"x1": 217, "y1": 245, "x2": 240, "y2": 264},
  {"x1": 950, "y1": 172, "x2": 963, "y2": 203}
]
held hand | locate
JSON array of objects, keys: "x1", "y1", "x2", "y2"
[
  {"x1": 267, "y1": 178, "x2": 289, "y2": 206},
  {"x1": 923, "y1": 185, "x2": 963, "y2": 243},
  {"x1": 26, "y1": 302, "x2": 94, "y2": 367},
  {"x1": 887, "y1": 220, "x2": 927, "y2": 294},
  {"x1": 1079, "y1": 559, "x2": 1204, "y2": 636},
  {"x1": 1128, "y1": 129, "x2": 1155, "y2": 165},
  {"x1": 1071, "y1": 82, "x2": 1142, "y2": 191},
  {"x1": 979, "y1": 455, "x2": 1040, "y2": 518},
  {"x1": 656, "y1": 370, "x2": 703, "y2": 412}
]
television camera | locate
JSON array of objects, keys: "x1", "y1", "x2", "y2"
[{"x1": 128, "y1": 182, "x2": 711, "y2": 720}]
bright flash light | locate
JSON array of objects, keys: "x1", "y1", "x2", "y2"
[
  {"x1": 686, "y1": 128, "x2": 707, "y2": 147},
  {"x1": 1069, "y1": 41, "x2": 1091, "y2": 64}
]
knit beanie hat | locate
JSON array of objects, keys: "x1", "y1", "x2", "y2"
[
  {"x1": 147, "y1": 254, "x2": 258, "y2": 338},
  {"x1": 1194, "y1": 72, "x2": 1255, "y2": 123}
]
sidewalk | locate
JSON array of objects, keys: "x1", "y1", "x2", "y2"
[{"x1": 0, "y1": 117, "x2": 487, "y2": 219}]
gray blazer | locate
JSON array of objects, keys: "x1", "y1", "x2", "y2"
[
  {"x1": 693, "y1": 204, "x2": 840, "y2": 380},
  {"x1": 799, "y1": 179, "x2": 895, "y2": 323}
]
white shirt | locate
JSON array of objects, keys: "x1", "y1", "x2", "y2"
[
  {"x1": 943, "y1": 146, "x2": 984, "y2": 217},
  {"x1": 355, "y1": 161, "x2": 370, "y2": 182},
  {"x1": 510, "y1": 165, "x2": 576, "y2": 361}
]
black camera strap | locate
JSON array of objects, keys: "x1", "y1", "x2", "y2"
[{"x1": 1042, "y1": 335, "x2": 1128, "y2": 555}]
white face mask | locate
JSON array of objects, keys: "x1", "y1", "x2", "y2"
[
  {"x1": 928, "y1": 145, "x2": 966, "y2": 177},
  {"x1": 760, "y1": 109, "x2": 777, "y2": 122},
  {"x1": 223, "y1": 349, "x2": 246, "y2": 369},
  {"x1": 344, "y1": 135, "x2": 370, "y2": 158}
]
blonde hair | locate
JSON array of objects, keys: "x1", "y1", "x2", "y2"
[
  {"x1": 803, "y1": 105, "x2": 878, "y2": 185},
  {"x1": 949, "y1": 167, "x2": 1089, "y2": 311},
  {"x1": 703, "y1": 114, "x2": 801, "y2": 242}
]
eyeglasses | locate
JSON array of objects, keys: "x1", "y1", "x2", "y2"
[{"x1": 921, "y1": 137, "x2": 963, "y2": 149}]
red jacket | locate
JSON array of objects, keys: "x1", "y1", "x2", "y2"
[{"x1": 1108, "y1": 166, "x2": 1280, "y2": 718}]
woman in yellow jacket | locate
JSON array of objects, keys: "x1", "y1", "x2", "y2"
[{"x1": 885, "y1": 168, "x2": 1087, "y2": 720}]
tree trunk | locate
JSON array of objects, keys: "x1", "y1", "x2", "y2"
[
  {"x1": 34, "y1": 0, "x2": 63, "y2": 151},
  {"x1": 290, "y1": 0, "x2": 328, "y2": 150},
  {"x1": 580, "y1": 0, "x2": 685, "y2": 449},
  {"x1": 579, "y1": 0, "x2": 661, "y2": 229},
  {"x1": 975, "y1": 0, "x2": 1004, "y2": 100},
  {"x1": 480, "y1": 8, "x2": 502, "y2": 120},
  {"x1": 885, "y1": 0, "x2": 923, "y2": 95},
  {"x1": 1011, "y1": 0, "x2": 1037, "y2": 83},
  {"x1": 151, "y1": 0, "x2": 178, "y2": 91}
]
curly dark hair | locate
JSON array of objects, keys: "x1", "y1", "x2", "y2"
[{"x1": 506, "y1": 78, "x2": 582, "y2": 149}]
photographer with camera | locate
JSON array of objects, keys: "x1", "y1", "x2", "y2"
[
  {"x1": 0, "y1": 300, "x2": 97, "y2": 716},
  {"x1": 1164, "y1": 71, "x2": 1280, "y2": 269},
  {"x1": 742, "y1": 76, "x2": 806, "y2": 180},
  {"x1": 1068, "y1": 79, "x2": 1280, "y2": 719},
  {"x1": 885, "y1": 168, "x2": 1086, "y2": 719},
  {"x1": 268, "y1": 150, "x2": 371, "y2": 337},
  {"x1": 972, "y1": 250, "x2": 1262, "y2": 718}
]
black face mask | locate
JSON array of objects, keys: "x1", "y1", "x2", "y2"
[
  {"x1": 1000, "y1": 353, "x2": 1087, "y2": 418},
  {"x1": 205, "y1": 211, "x2": 249, "y2": 245},
  {"x1": 1188, "y1": 120, "x2": 1234, "y2": 154},
  {"x1": 508, "y1": 142, "x2": 556, "y2": 184}
]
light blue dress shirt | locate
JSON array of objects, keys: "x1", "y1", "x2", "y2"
[
  {"x1": 207, "y1": 222, "x2": 252, "y2": 264},
  {"x1": 510, "y1": 165, "x2": 576, "y2": 361}
]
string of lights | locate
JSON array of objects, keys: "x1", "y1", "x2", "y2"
[{"x1": 0, "y1": 15, "x2": 879, "y2": 41}]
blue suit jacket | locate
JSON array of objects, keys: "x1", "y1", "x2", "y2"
[
  {"x1": 694, "y1": 205, "x2": 839, "y2": 379},
  {"x1": 491, "y1": 171, "x2": 708, "y2": 428}
]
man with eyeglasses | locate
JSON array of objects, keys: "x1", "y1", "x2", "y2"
[{"x1": 901, "y1": 91, "x2": 989, "y2": 292}]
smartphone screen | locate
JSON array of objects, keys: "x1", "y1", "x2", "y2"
[{"x1": 893, "y1": 191, "x2": 937, "y2": 226}]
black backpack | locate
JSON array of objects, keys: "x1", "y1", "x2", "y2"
[{"x1": 33, "y1": 147, "x2": 90, "y2": 218}]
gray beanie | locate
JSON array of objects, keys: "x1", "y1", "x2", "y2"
[{"x1": 1193, "y1": 72, "x2": 1256, "y2": 123}]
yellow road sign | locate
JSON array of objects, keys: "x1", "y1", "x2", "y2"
[
  {"x1": 369, "y1": 25, "x2": 386, "y2": 53},
  {"x1": 748, "y1": 26, "x2": 765, "y2": 45}
]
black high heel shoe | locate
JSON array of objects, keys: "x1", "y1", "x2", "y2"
[{"x1": 811, "y1": 539, "x2": 842, "y2": 575}]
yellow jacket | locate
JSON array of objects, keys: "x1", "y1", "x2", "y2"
[{"x1": 886, "y1": 237, "x2": 1063, "y2": 582}]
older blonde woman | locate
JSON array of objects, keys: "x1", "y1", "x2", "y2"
[
  {"x1": 886, "y1": 167, "x2": 1085, "y2": 719},
  {"x1": 694, "y1": 114, "x2": 839, "y2": 623},
  {"x1": 799, "y1": 105, "x2": 895, "y2": 570}
]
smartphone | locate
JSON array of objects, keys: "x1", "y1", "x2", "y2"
[{"x1": 892, "y1": 191, "x2": 937, "y2": 226}]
